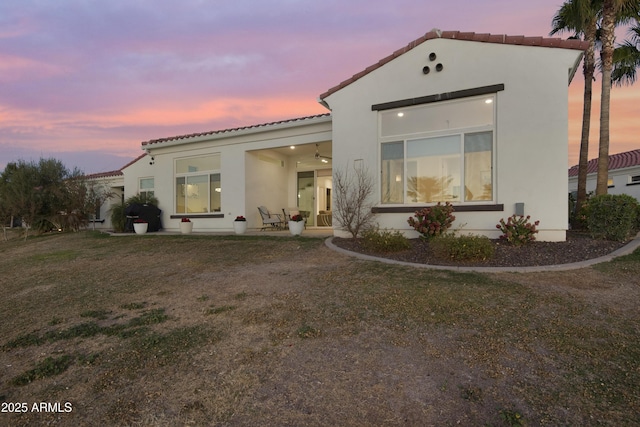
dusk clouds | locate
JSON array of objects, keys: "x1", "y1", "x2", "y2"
[{"x1": 1, "y1": 0, "x2": 639, "y2": 173}]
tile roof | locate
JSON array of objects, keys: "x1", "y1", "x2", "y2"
[
  {"x1": 319, "y1": 30, "x2": 590, "y2": 100},
  {"x1": 83, "y1": 153, "x2": 147, "y2": 180},
  {"x1": 141, "y1": 113, "x2": 331, "y2": 147},
  {"x1": 568, "y1": 149, "x2": 640, "y2": 177},
  {"x1": 84, "y1": 170, "x2": 123, "y2": 179}
]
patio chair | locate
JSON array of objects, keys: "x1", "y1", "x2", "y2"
[{"x1": 258, "y1": 206, "x2": 284, "y2": 230}]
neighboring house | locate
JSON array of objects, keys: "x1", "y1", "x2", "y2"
[
  {"x1": 568, "y1": 149, "x2": 640, "y2": 201},
  {"x1": 117, "y1": 30, "x2": 587, "y2": 241},
  {"x1": 84, "y1": 154, "x2": 150, "y2": 230}
]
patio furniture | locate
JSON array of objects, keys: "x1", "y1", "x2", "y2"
[
  {"x1": 258, "y1": 206, "x2": 284, "y2": 230},
  {"x1": 317, "y1": 210, "x2": 332, "y2": 226}
]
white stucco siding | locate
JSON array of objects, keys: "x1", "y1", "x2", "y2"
[
  {"x1": 84, "y1": 176, "x2": 124, "y2": 230},
  {"x1": 569, "y1": 166, "x2": 640, "y2": 201},
  {"x1": 324, "y1": 38, "x2": 582, "y2": 241},
  {"x1": 122, "y1": 156, "x2": 155, "y2": 201},
  {"x1": 141, "y1": 118, "x2": 332, "y2": 232}
]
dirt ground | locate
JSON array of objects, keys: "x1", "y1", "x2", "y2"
[{"x1": 1, "y1": 232, "x2": 639, "y2": 426}]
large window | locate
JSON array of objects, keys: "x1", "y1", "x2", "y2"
[
  {"x1": 175, "y1": 154, "x2": 221, "y2": 214},
  {"x1": 380, "y1": 95, "x2": 495, "y2": 204}
]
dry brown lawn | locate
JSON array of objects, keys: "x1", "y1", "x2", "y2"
[{"x1": 1, "y1": 230, "x2": 639, "y2": 426}]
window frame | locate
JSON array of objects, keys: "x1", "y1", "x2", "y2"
[
  {"x1": 138, "y1": 177, "x2": 155, "y2": 202},
  {"x1": 174, "y1": 154, "x2": 222, "y2": 215},
  {"x1": 379, "y1": 94, "x2": 496, "y2": 206},
  {"x1": 628, "y1": 174, "x2": 640, "y2": 186}
]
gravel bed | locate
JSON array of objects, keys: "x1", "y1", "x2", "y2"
[{"x1": 331, "y1": 232, "x2": 629, "y2": 267}]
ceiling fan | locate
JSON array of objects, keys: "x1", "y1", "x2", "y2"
[{"x1": 314, "y1": 144, "x2": 332, "y2": 161}]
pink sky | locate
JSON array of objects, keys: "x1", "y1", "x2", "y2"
[{"x1": 1, "y1": 0, "x2": 638, "y2": 173}]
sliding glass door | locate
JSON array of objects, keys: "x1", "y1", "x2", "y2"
[{"x1": 297, "y1": 171, "x2": 315, "y2": 226}]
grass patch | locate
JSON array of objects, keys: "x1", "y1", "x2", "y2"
[
  {"x1": 80, "y1": 309, "x2": 111, "y2": 320},
  {"x1": 29, "y1": 249, "x2": 79, "y2": 262},
  {"x1": 499, "y1": 408, "x2": 526, "y2": 426},
  {"x1": 126, "y1": 308, "x2": 169, "y2": 327},
  {"x1": 594, "y1": 247, "x2": 640, "y2": 275},
  {"x1": 120, "y1": 302, "x2": 147, "y2": 310},
  {"x1": 296, "y1": 325, "x2": 321, "y2": 339},
  {"x1": 204, "y1": 305, "x2": 237, "y2": 315},
  {"x1": 3, "y1": 309, "x2": 170, "y2": 349},
  {"x1": 48, "y1": 317, "x2": 63, "y2": 326},
  {"x1": 124, "y1": 325, "x2": 220, "y2": 368},
  {"x1": 11, "y1": 355, "x2": 74, "y2": 386},
  {"x1": 2, "y1": 231, "x2": 640, "y2": 426}
]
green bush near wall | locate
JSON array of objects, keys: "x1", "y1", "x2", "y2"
[
  {"x1": 361, "y1": 227, "x2": 411, "y2": 252},
  {"x1": 587, "y1": 194, "x2": 639, "y2": 241},
  {"x1": 430, "y1": 233, "x2": 495, "y2": 262}
]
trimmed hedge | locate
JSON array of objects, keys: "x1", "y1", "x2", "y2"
[{"x1": 587, "y1": 194, "x2": 639, "y2": 241}]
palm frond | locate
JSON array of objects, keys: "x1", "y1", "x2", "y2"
[{"x1": 612, "y1": 41, "x2": 640, "y2": 86}]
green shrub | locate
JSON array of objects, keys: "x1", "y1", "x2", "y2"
[
  {"x1": 574, "y1": 198, "x2": 592, "y2": 231},
  {"x1": 109, "y1": 194, "x2": 159, "y2": 233},
  {"x1": 430, "y1": 233, "x2": 495, "y2": 262},
  {"x1": 496, "y1": 215, "x2": 539, "y2": 246},
  {"x1": 125, "y1": 193, "x2": 159, "y2": 206},
  {"x1": 361, "y1": 227, "x2": 411, "y2": 252},
  {"x1": 587, "y1": 194, "x2": 639, "y2": 241},
  {"x1": 407, "y1": 202, "x2": 455, "y2": 239},
  {"x1": 110, "y1": 202, "x2": 126, "y2": 233}
]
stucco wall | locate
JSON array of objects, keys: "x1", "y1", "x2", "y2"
[
  {"x1": 324, "y1": 38, "x2": 582, "y2": 241},
  {"x1": 138, "y1": 118, "x2": 331, "y2": 232},
  {"x1": 569, "y1": 166, "x2": 640, "y2": 201}
]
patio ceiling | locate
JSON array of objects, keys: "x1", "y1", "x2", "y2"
[{"x1": 270, "y1": 141, "x2": 332, "y2": 170}]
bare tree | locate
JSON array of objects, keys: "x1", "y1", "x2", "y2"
[{"x1": 333, "y1": 165, "x2": 375, "y2": 238}]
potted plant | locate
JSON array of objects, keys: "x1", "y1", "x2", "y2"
[
  {"x1": 288, "y1": 214, "x2": 304, "y2": 236},
  {"x1": 233, "y1": 215, "x2": 247, "y2": 234},
  {"x1": 133, "y1": 219, "x2": 148, "y2": 235},
  {"x1": 180, "y1": 217, "x2": 193, "y2": 234}
]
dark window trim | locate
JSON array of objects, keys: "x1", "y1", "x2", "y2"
[
  {"x1": 372, "y1": 204, "x2": 504, "y2": 214},
  {"x1": 626, "y1": 182, "x2": 640, "y2": 187},
  {"x1": 170, "y1": 214, "x2": 224, "y2": 219},
  {"x1": 371, "y1": 84, "x2": 505, "y2": 111}
]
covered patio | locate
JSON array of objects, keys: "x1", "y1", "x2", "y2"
[{"x1": 245, "y1": 140, "x2": 333, "y2": 231}]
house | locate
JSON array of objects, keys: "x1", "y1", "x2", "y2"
[
  {"x1": 568, "y1": 149, "x2": 640, "y2": 201},
  {"x1": 115, "y1": 30, "x2": 587, "y2": 241},
  {"x1": 84, "y1": 154, "x2": 149, "y2": 230}
]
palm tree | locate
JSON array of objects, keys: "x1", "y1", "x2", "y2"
[
  {"x1": 612, "y1": 15, "x2": 640, "y2": 85},
  {"x1": 596, "y1": 0, "x2": 639, "y2": 195},
  {"x1": 551, "y1": 0, "x2": 600, "y2": 215}
]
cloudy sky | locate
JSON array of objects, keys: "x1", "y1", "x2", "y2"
[{"x1": 1, "y1": 0, "x2": 639, "y2": 174}]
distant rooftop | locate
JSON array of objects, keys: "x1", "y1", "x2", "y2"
[{"x1": 568, "y1": 149, "x2": 640, "y2": 177}]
